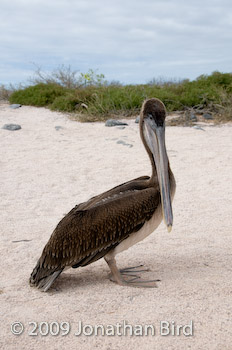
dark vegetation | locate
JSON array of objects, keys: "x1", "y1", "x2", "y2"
[{"x1": 2, "y1": 66, "x2": 232, "y2": 123}]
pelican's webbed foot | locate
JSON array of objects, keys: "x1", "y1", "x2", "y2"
[{"x1": 105, "y1": 258, "x2": 160, "y2": 288}]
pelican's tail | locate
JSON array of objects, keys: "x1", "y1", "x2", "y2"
[{"x1": 29, "y1": 261, "x2": 64, "y2": 292}]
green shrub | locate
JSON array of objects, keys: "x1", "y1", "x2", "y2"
[
  {"x1": 50, "y1": 95, "x2": 79, "y2": 112},
  {"x1": 9, "y1": 83, "x2": 65, "y2": 107},
  {"x1": 9, "y1": 72, "x2": 232, "y2": 121}
]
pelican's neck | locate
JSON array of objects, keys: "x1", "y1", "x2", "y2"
[{"x1": 139, "y1": 120, "x2": 158, "y2": 184}]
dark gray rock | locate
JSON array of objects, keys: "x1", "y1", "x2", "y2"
[
  {"x1": 2, "y1": 123, "x2": 21, "y2": 131},
  {"x1": 203, "y1": 113, "x2": 213, "y2": 120},
  {"x1": 193, "y1": 125, "x2": 205, "y2": 131},
  {"x1": 10, "y1": 104, "x2": 21, "y2": 109},
  {"x1": 190, "y1": 114, "x2": 197, "y2": 122},
  {"x1": 116, "y1": 140, "x2": 133, "y2": 147},
  {"x1": 135, "y1": 116, "x2": 140, "y2": 123},
  {"x1": 55, "y1": 126, "x2": 63, "y2": 131},
  {"x1": 105, "y1": 119, "x2": 128, "y2": 127}
]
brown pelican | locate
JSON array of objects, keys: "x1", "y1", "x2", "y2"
[{"x1": 29, "y1": 98, "x2": 175, "y2": 291}]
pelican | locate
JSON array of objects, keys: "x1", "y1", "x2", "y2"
[{"x1": 29, "y1": 98, "x2": 176, "y2": 291}]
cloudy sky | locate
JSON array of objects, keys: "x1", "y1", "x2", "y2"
[{"x1": 1, "y1": 0, "x2": 232, "y2": 85}]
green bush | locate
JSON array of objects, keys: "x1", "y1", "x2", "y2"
[
  {"x1": 9, "y1": 83, "x2": 65, "y2": 107},
  {"x1": 9, "y1": 72, "x2": 232, "y2": 121},
  {"x1": 50, "y1": 95, "x2": 79, "y2": 112}
]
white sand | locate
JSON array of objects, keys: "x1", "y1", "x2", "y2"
[{"x1": 0, "y1": 104, "x2": 232, "y2": 350}]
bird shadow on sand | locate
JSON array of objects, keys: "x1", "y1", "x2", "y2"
[
  {"x1": 49, "y1": 267, "x2": 110, "y2": 293},
  {"x1": 45, "y1": 251, "x2": 217, "y2": 293}
]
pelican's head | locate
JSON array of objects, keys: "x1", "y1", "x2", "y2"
[{"x1": 140, "y1": 98, "x2": 173, "y2": 232}]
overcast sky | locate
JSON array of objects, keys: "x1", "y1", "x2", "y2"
[{"x1": 1, "y1": 0, "x2": 232, "y2": 85}]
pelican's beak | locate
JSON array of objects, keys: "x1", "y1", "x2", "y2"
[{"x1": 144, "y1": 118, "x2": 173, "y2": 232}]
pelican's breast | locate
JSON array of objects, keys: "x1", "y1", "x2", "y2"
[
  {"x1": 106, "y1": 174, "x2": 176, "y2": 259},
  {"x1": 107, "y1": 203, "x2": 163, "y2": 258}
]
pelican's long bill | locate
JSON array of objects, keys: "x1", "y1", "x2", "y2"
[{"x1": 144, "y1": 115, "x2": 173, "y2": 232}]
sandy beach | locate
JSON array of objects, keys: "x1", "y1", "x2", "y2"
[{"x1": 0, "y1": 103, "x2": 232, "y2": 350}]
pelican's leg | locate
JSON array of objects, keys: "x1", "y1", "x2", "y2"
[{"x1": 104, "y1": 257, "x2": 159, "y2": 288}]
